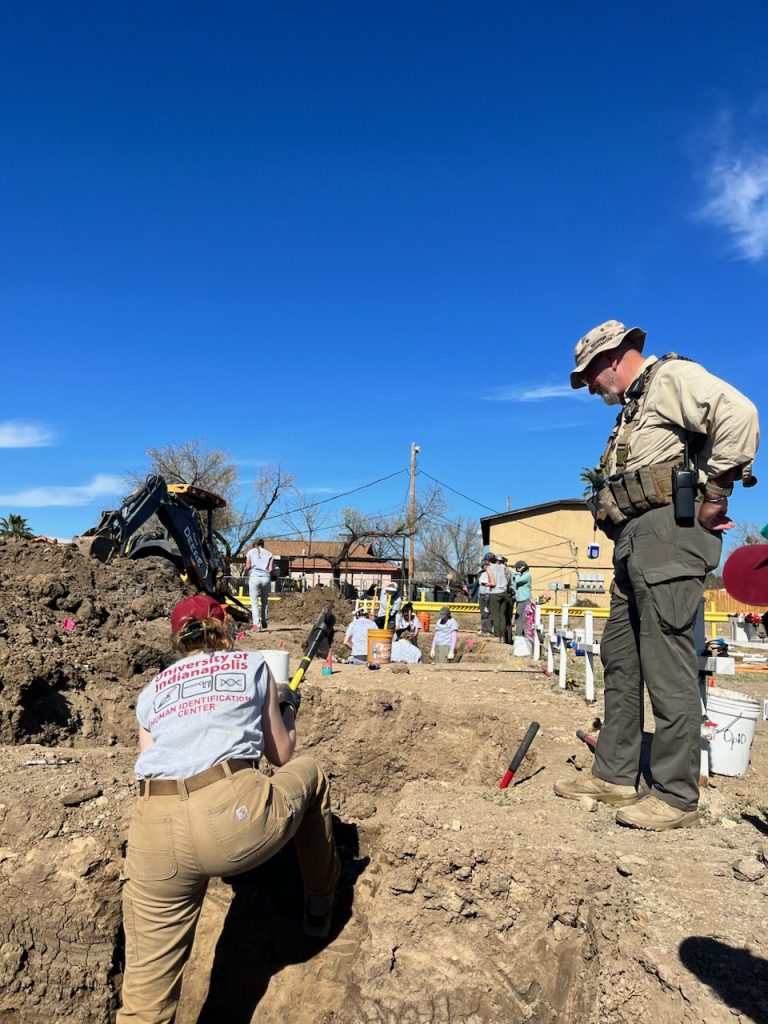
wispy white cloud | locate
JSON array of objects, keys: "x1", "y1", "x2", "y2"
[
  {"x1": 0, "y1": 421, "x2": 56, "y2": 447},
  {"x1": 694, "y1": 105, "x2": 768, "y2": 262},
  {"x1": 0, "y1": 474, "x2": 125, "y2": 508},
  {"x1": 302, "y1": 485, "x2": 352, "y2": 495},
  {"x1": 698, "y1": 152, "x2": 768, "y2": 261},
  {"x1": 485, "y1": 383, "x2": 584, "y2": 402}
]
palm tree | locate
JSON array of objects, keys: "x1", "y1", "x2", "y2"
[
  {"x1": 0, "y1": 513, "x2": 34, "y2": 538},
  {"x1": 579, "y1": 467, "x2": 606, "y2": 499}
]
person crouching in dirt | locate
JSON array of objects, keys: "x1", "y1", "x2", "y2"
[
  {"x1": 394, "y1": 602, "x2": 421, "y2": 644},
  {"x1": 343, "y1": 606, "x2": 376, "y2": 664},
  {"x1": 430, "y1": 606, "x2": 459, "y2": 663},
  {"x1": 117, "y1": 594, "x2": 340, "y2": 1024}
]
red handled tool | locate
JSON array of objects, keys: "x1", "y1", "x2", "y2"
[
  {"x1": 576, "y1": 729, "x2": 597, "y2": 751},
  {"x1": 499, "y1": 721, "x2": 540, "y2": 789}
]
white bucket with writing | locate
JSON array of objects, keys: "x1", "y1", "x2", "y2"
[
  {"x1": 706, "y1": 686, "x2": 760, "y2": 777},
  {"x1": 261, "y1": 649, "x2": 290, "y2": 684}
]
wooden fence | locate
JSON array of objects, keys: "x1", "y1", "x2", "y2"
[{"x1": 704, "y1": 589, "x2": 765, "y2": 616}]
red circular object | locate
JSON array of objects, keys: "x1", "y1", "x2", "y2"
[{"x1": 722, "y1": 544, "x2": 768, "y2": 606}]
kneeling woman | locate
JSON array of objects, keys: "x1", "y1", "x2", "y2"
[{"x1": 118, "y1": 594, "x2": 339, "y2": 1024}]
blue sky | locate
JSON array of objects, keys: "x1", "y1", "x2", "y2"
[{"x1": 2, "y1": 1, "x2": 767, "y2": 545}]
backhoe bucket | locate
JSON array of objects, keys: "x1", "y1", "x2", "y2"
[{"x1": 89, "y1": 534, "x2": 120, "y2": 563}]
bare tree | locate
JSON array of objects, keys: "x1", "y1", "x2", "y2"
[
  {"x1": 128, "y1": 439, "x2": 239, "y2": 536},
  {"x1": 416, "y1": 515, "x2": 481, "y2": 585},
  {"x1": 129, "y1": 442, "x2": 293, "y2": 561},
  {"x1": 229, "y1": 463, "x2": 295, "y2": 556},
  {"x1": 729, "y1": 521, "x2": 765, "y2": 547},
  {"x1": 281, "y1": 488, "x2": 332, "y2": 550},
  {"x1": 325, "y1": 487, "x2": 446, "y2": 583}
]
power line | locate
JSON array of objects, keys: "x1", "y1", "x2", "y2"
[
  {"x1": 417, "y1": 468, "x2": 577, "y2": 547},
  {"x1": 237, "y1": 468, "x2": 408, "y2": 529},
  {"x1": 417, "y1": 470, "x2": 500, "y2": 514}
]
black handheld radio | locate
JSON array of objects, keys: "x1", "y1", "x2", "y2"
[{"x1": 672, "y1": 438, "x2": 697, "y2": 524}]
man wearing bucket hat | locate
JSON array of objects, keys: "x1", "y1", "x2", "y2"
[
  {"x1": 117, "y1": 594, "x2": 340, "y2": 1022},
  {"x1": 555, "y1": 319, "x2": 759, "y2": 830}
]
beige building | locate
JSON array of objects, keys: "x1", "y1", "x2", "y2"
[{"x1": 480, "y1": 499, "x2": 614, "y2": 608}]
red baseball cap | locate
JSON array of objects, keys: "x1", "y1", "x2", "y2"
[
  {"x1": 722, "y1": 545, "x2": 768, "y2": 606},
  {"x1": 170, "y1": 594, "x2": 226, "y2": 635}
]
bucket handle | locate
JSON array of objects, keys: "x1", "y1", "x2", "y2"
[{"x1": 707, "y1": 710, "x2": 744, "y2": 736}]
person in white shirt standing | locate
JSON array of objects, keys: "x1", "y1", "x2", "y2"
[
  {"x1": 245, "y1": 537, "x2": 274, "y2": 631},
  {"x1": 430, "y1": 606, "x2": 459, "y2": 663}
]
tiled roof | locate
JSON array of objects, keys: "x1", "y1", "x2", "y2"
[{"x1": 238, "y1": 538, "x2": 400, "y2": 573}]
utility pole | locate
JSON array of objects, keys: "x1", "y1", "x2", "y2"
[{"x1": 408, "y1": 442, "x2": 420, "y2": 599}]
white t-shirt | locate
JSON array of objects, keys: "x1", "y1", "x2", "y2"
[
  {"x1": 246, "y1": 545, "x2": 273, "y2": 574},
  {"x1": 395, "y1": 612, "x2": 421, "y2": 634},
  {"x1": 478, "y1": 570, "x2": 494, "y2": 594},
  {"x1": 377, "y1": 590, "x2": 401, "y2": 618},
  {"x1": 390, "y1": 639, "x2": 422, "y2": 663},
  {"x1": 344, "y1": 616, "x2": 377, "y2": 657},
  {"x1": 433, "y1": 616, "x2": 459, "y2": 647},
  {"x1": 135, "y1": 650, "x2": 269, "y2": 779}
]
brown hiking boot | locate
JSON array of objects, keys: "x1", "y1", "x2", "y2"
[
  {"x1": 615, "y1": 795, "x2": 699, "y2": 831},
  {"x1": 553, "y1": 775, "x2": 640, "y2": 807}
]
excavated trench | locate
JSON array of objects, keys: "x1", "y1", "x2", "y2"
[
  {"x1": 3, "y1": 540, "x2": 765, "y2": 1024},
  {"x1": 0, "y1": 684, "x2": 602, "y2": 1024}
]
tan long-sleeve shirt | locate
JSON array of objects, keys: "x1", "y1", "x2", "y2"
[{"x1": 603, "y1": 355, "x2": 759, "y2": 484}]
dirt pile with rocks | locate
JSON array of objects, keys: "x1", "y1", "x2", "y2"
[
  {"x1": 1, "y1": 537, "x2": 767, "y2": 1024},
  {"x1": 0, "y1": 537, "x2": 186, "y2": 748},
  {"x1": 267, "y1": 586, "x2": 355, "y2": 626}
]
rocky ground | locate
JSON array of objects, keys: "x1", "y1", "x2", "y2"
[{"x1": 1, "y1": 537, "x2": 767, "y2": 1024}]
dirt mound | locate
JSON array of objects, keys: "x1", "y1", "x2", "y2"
[
  {"x1": 269, "y1": 587, "x2": 355, "y2": 626},
  {"x1": 0, "y1": 537, "x2": 185, "y2": 747}
]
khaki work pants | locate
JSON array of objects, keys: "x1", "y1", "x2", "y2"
[
  {"x1": 593, "y1": 504, "x2": 721, "y2": 811},
  {"x1": 117, "y1": 756, "x2": 339, "y2": 1024}
]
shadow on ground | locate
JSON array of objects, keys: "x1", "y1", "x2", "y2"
[
  {"x1": 679, "y1": 936, "x2": 768, "y2": 1024},
  {"x1": 195, "y1": 817, "x2": 367, "y2": 1024}
]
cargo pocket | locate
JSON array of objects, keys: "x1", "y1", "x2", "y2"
[
  {"x1": 207, "y1": 774, "x2": 282, "y2": 864},
  {"x1": 640, "y1": 563, "x2": 704, "y2": 635},
  {"x1": 124, "y1": 814, "x2": 177, "y2": 881}
]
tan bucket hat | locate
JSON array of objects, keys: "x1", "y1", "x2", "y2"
[{"x1": 570, "y1": 319, "x2": 646, "y2": 389}]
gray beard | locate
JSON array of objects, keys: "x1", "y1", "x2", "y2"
[{"x1": 599, "y1": 390, "x2": 621, "y2": 406}]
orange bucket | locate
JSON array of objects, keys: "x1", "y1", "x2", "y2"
[
  {"x1": 367, "y1": 629, "x2": 394, "y2": 665},
  {"x1": 417, "y1": 612, "x2": 430, "y2": 632}
]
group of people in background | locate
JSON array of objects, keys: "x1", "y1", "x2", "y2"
[{"x1": 477, "y1": 553, "x2": 532, "y2": 643}]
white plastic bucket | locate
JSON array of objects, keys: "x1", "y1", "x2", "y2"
[
  {"x1": 513, "y1": 635, "x2": 533, "y2": 656},
  {"x1": 261, "y1": 649, "x2": 290, "y2": 684},
  {"x1": 706, "y1": 686, "x2": 760, "y2": 777}
]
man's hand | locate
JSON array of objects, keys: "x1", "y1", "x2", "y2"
[
  {"x1": 447, "y1": 651, "x2": 455, "y2": 661},
  {"x1": 276, "y1": 683, "x2": 301, "y2": 717},
  {"x1": 429, "y1": 649, "x2": 435, "y2": 659},
  {"x1": 698, "y1": 500, "x2": 735, "y2": 532}
]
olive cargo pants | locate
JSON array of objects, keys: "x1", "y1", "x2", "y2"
[
  {"x1": 489, "y1": 593, "x2": 508, "y2": 640},
  {"x1": 593, "y1": 504, "x2": 721, "y2": 811},
  {"x1": 117, "y1": 756, "x2": 340, "y2": 1024}
]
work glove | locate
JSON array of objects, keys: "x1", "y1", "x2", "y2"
[
  {"x1": 276, "y1": 682, "x2": 301, "y2": 718},
  {"x1": 429, "y1": 649, "x2": 435, "y2": 659},
  {"x1": 447, "y1": 651, "x2": 455, "y2": 661}
]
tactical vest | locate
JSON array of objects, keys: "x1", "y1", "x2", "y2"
[{"x1": 588, "y1": 354, "x2": 693, "y2": 535}]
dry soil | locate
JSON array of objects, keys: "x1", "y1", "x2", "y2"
[{"x1": 1, "y1": 537, "x2": 767, "y2": 1024}]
